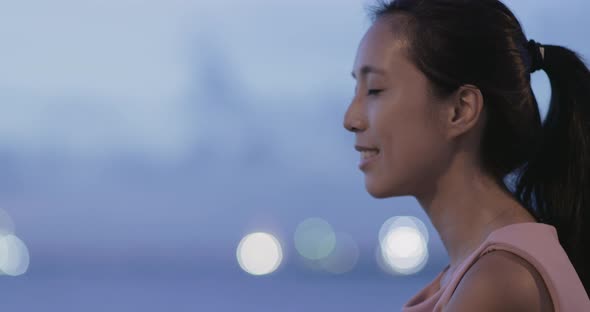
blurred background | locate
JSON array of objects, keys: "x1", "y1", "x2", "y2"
[{"x1": 0, "y1": 0, "x2": 588, "y2": 311}]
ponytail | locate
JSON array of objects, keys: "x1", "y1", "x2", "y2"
[{"x1": 514, "y1": 45, "x2": 590, "y2": 294}]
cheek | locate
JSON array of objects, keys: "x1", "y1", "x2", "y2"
[
  {"x1": 383, "y1": 128, "x2": 434, "y2": 173},
  {"x1": 378, "y1": 114, "x2": 446, "y2": 189},
  {"x1": 379, "y1": 105, "x2": 435, "y2": 158},
  {"x1": 382, "y1": 93, "x2": 443, "y2": 163}
]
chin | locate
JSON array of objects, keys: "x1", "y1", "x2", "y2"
[
  {"x1": 366, "y1": 181, "x2": 397, "y2": 199},
  {"x1": 368, "y1": 190, "x2": 393, "y2": 199},
  {"x1": 365, "y1": 176, "x2": 409, "y2": 199}
]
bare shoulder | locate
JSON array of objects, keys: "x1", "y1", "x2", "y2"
[{"x1": 444, "y1": 250, "x2": 554, "y2": 312}]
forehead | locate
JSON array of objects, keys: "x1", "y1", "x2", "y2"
[{"x1": 353, "y1": 16, "x2": 412, "y2": 77}]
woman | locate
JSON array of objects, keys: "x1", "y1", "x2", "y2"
[{"x1": 343, "y1": 0, "x2": 590, "y2": 311}]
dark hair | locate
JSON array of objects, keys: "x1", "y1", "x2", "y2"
[{"x1": 368, "y1": 0, "x2": 590, "y2": 294}]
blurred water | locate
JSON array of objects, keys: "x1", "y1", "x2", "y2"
[{"x1": 0, "y1": 269, "x2": 432, "y2": 311}]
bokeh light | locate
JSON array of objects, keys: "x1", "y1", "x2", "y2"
[
  {"x1": 318, "y1": 232, "x2": 359, "y2": 274},
  {"x1": 294, "y1": 217, "x2": 336, "y2": 260},
  {"x1": 379, "y1": 216, "x2": 429, "y2": 245},
  {"x1": 0, "y1": 234, "x2": 30, "y2": 276},
  {"x1": 377, "y1": 216, "x2": 429, "y2": 275},
  {"x1": 236, "y1": 232, "x2": 283, "y2": 276}
]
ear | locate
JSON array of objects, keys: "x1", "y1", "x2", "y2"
[{"x1": 443, "y1": 84, "x2": 485, "y2": 140}]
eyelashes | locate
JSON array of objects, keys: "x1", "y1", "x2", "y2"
[
  {"x1": 353, "y1": 86, "x2": 384, "y2": 97},
  {"x1": 367, "y1": 89, "x2": 383, "y2": 96}
]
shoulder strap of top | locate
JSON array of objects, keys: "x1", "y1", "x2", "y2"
[{"x1": 434, "y1": 222, "x2": 590, "y2": 311}]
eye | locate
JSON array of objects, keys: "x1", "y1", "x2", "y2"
[{"x1": 367, "y1": 89, "x2": 383, "y2": 96}]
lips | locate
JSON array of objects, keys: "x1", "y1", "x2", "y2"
[
  {"x1": 361, "y1": 149, "x2": 380, "y2": 159},
  {"x1": 359, "y1": 149, "x2": 380, "y2": 170},
  {"x1": 355, "y1": 145, "x2": 380, "y2": 152}
]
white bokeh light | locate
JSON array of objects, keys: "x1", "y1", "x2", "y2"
[
  {"x1": 379, "y1": 216, "x2": 429, "y2": 245},
  {"x1": 294, "y1": 217, "x2": 336, "y2": 260},
  {"x1": 0, "y1": 234, "x2": 30, "y2": 276},
  {"x1": 236, "y1": 232, "x2": 283, "y2": 276},
  {"x1": 378, "y1": 216, "x2": 429, "y2": 275}
]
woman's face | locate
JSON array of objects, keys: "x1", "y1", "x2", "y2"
[{"x1": 343, "y1": 16, "x2": 452, "y2": 199}]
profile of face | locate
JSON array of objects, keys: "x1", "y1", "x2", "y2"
[{"x1": 343, "y1": 16, "x2": 454, "y2": 199}]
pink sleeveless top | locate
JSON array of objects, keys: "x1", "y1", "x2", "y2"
[{"x1": 402, "y1": 222, "x2": 590, "y2": 311}]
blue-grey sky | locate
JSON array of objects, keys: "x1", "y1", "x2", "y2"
[{"x1": 0, "y1": 0, "x2": 588, "y2": 248}]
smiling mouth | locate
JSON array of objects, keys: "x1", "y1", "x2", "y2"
[
  {"x1": 361, "y1": 150, "x2": 380, "y2": 160},
  {"x1": 359, "y1": 149, "x2": 380, "y2": 170}
]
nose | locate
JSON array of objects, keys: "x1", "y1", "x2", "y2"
[{"x1": 343, "y1": 97, "x2": 366, "y2": 133}]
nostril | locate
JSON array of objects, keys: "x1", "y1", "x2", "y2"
[
  {"x1": 349, "y1": 124, "x2": 365, "y2": 133},
  {"x1": 344, "y1": 122, "x2": 359, "y2": 132}
]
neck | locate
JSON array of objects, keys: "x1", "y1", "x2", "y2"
[{"x1": 415, "y1": 156, "x2": 536, "y2": 271}]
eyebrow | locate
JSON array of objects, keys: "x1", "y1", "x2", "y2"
[{"x1": 351, "y1": 65, "x2": 387, "y2": 79}]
